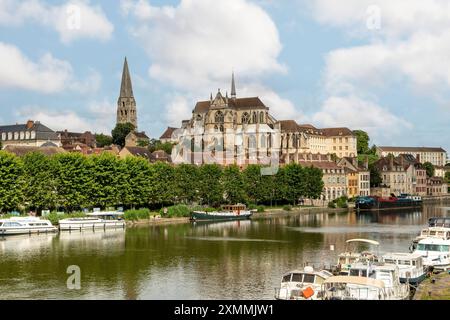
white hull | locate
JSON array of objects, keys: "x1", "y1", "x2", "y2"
[
  {"x1": 0, "y1": 226, "x2": 57, "y2": 235},
  {"x1": 59, "y1": 220, "x2": 126, "y2": 231}
]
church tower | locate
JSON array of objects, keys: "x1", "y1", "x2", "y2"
[{"x1": 117, "y1": 57, "x2": 138, "y2": 129}]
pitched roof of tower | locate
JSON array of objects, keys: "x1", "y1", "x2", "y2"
[
  {"x1": 231, "y1": 72, "x2": 236, "y2": 98},
  {"x1": 120, "y1": 57, "x2": 134, "y2": 98}
]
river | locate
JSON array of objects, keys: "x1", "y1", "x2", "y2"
[{"x1": 0, "y1": 204, "x2": 449, "y2": 300}]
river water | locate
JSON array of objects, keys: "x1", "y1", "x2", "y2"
[{"x1": 1, "y1": 204, "x2": 449, "y2": 300}]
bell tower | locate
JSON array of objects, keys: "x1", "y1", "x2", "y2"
[{"x1": 117, "y1": 57, "x2": 138, "y2": 129}]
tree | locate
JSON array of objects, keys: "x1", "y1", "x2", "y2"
[
  {"x1": 369, "y1": 164, "x2": 382, "y2": 187},
  {"x1": 88, "y1": 153, "x2": 120, "y2": 209},
  {"x1": 445, "y1": 171, "x2": 450, "y2": 184},
  {"x1": 198, "y1": 164, "x2": 223, "y2": 206},
  {"x1": 173, "y1": 164, "x2": 199, "y2": 204},
  {"x1": 149, "y1": 139, "x2": 173, "y2": 155},
  {"x1": 283, "y1": 164, "x2": 307, "y2": 205},
  {"x1": 95, "y1": 133, "x2": 113, "y2": 148},
  {"x1": 22, "y1": 152, "x2": 57, "y2": 212},
  {"x1": 423, "y1": 162, "x2": 435, "y2": 178},
  {"x1": 222, "y1": 165, "x2": 246, "y2": 204},
  {"x1": 353, "y1": 130, "x2": 370, "y2": 155},
  {"x1": 0, "y1": 151, "x2": 24, "y2": 213},
  {"x1": 304, "y1": 166, "x2": 324, "y2": 200},
  {"x1": 112, "y1": 123, "x2": 135, "y2": 147},
  {"x1": 52, "y1": 153, "x2": 92, "y2": 212},
  {"x1": 148, "y1": 162, "x2": 175, "y2": 207}
]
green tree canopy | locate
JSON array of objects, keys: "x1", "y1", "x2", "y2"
[
  {"x1": 88, "y1": 153, "x2": 120, "y2": 208},
  {"x1": 173, "y1": 164, "x2": 199, "y2": 204},
  {"x1": 369, "y1": 164, "x2": 382, "y2": 187},
  {"x1": 149, "y1": 139, "x2": 174, "y2": 155},
  {"x1": 95, "y1": 133, "x2": 113, "y2": 148},
  {"x1": 148, "y1": 162, "x2": 175, "y2": 206},
  {"x1": 112, "y1": 123, "x2": 135, "y2": 147},
  {"x1": 0, "y1": 151, "x2": 24, "y2": 213},
  {"x1": 22, "y1": 152, "x2": 57, "y2": 211},
  {"x1": 283, "y1": 164, "x2": 307, "y2": 205},
  {"x1": 222, "y1": 165, "x2": 246, "y2": 204},
  {"x1": 304, "y1": 166, "x2": 324, "y2": 200},
  {"x1": 423, "y1": 162, "x2": 435, "y2": 178},
  {"x1": 198, "y1": 164, "x2": 223, "y2": 206},
  {"x1": 353, "y1": 130, "x2": 370, "y2": 155}
]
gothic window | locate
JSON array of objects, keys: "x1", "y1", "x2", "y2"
[
  {"x1": 122, "y1": 102, "x2": 125, "y2": 107},
  {"x1": 249, "y1": 135, "x2": 257, "y2": 149},
  {"x1": 242, "y1": 112, "x2": 250, "y2": 124},
  {"x1": 215, "y1": 111, "x2": 224, "y2": 123},
  {"x1": 252, "y1": 112, "x2": 257, "y2": 123},
  {"x1": 196, "y1": 114, "x2": 202, "y2": 121},
  {"x1": 219, "y1": 125, "x2": 224, "y2": 133},
  {"x1": 214, "y1": 125, "x2": 219, "y2": 132},
  {"x1": 260, "y1": 112, "x2": 264, "y2": 123}
]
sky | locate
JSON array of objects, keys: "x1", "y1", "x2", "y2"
[{"x1": 0, "y1": 0, "x2": 449, "y2": 155}]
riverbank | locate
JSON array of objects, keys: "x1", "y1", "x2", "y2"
[
  {"x1": 126, "y1": 206, "x2": 351, "y2": 227},
  {"x1": 413, "y1": 272, "x2": 450, "y2": 300}
]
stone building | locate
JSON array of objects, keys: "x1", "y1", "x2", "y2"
[
  {"x1": 0, "y1": 120, "x2": 61, "y2": 148},
  {"x1": 171, "y1": 73, "x2": 279, "y2": 166},
  {"x1": 117, "y1": 57, "x2": 138, "y2": 129},
  {"x1": 427, "y1": 177, "x2": 448, "y2": 196},
  {"x1": 159, "y1": 127, "x2": 178, "y2": 144},
  {"x1": 125, "y1": 131, "x2": 150, "y2": 147},
  {"x1": 337, "y1": 157, "x2": 370, "y2": 197},
  {"x1": 376, "y1": 146, "x2": 447, "y2": 167},
  {"x1": 57, "y1": 130, "x2": 97, "y2": 148}
]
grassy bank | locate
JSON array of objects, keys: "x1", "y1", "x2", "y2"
[{"x1": 414, "y1": 272, "x2": 450, "y2": 300}]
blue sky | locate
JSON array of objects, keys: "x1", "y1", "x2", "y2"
[{"x1": 0, "y1": 0, "x2": 449, "y2": 157}]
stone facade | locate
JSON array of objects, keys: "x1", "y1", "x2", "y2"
[
  {"x1": 116, "y1": 57, "x2": 138, "y2": 129},
  {"x1": 337, "y1": 157, "x2": 370, "y2": 197},
  {"x1": 125, "y1": 131, "x2": 150, "y2": 147},
  {"x1": 376, "y1": 146, "x2": 447, "y2": 167}
]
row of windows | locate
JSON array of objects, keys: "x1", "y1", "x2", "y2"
[
  {"x1": 212, "y1": 111, "x2": 266, "y2": 125},
  {"x1": 327, "y1": 176, "x2": 347, "y2": 184},
  {"x1": 1, "y1": 131, "x2": 36, "y2": 141}
]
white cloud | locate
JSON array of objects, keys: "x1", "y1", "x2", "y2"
[
  {"x1": 0, "y1": 0, "x2": 114, "y2": 44},
  {"x1": 165, "y1": 96, "x2": 192, "y2": 127},
  {"x1": 122, "y1": 0, "x2": 286, "y2": 91},
  {"x1": 312, "y1": 95, "x2": 412, "y2": 140},
  {"x1": 17, "y1": 100, "x2": 116, "y2": 134},
  {"x1": 0, "y1": 42, "x2": 101, "y2": 94}
]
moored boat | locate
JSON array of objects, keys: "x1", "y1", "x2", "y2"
[
  {"x1": 355, "y1": 194, "x2": 422, "y2": 212},
  {"x1": 190, "y1": 204, "x2": 254, "y2": 222},
  {"x1": 0, "y1": 217, "x2": 57, "y2": 236},
  {"x1": 382, "y1": 252, "x2": 427, "y2": 285},
  {"x1": 335, "y1": 239, "x2": 381, "y2": 275},
  {"x1": 58, "y1": 211, "x2": 126, "y2": 231},
  {"x1": 274, "y1": 266, "x2": 333, "y2": 300},
  {"x1": 413, "y1": 237, "x2": 450, "y2": 272},
  {"x1": 321, "y1": 276, "x2": 389, "y2": 300}
]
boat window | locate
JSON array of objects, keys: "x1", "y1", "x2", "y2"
[
  {"x1": 282, "y1": 274, "x2": 292, "y2": 283},
  {"x1": 303, "y1": 274, "x2": 315, "y2": 283},
  {"x1": 384, "y1": 259, "x2": 395, "y2": 264},
  {"x1": 3, "y1": 222, "x2": 21, "y2": 227},
  {"x1": 399, "y1": 260, "x2": 411, "y2": 265},
  {"x1": 350, "y1": 269, "x2": 360, "y2": 276},
  {"x1": 417, "y1": 244, "x2": 450, "y2": 252},
  {"x1": 291, "y1": 273, "x2": 303, "y2": 282}
]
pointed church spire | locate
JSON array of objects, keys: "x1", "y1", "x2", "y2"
[
  {"x1": 231, "y1": 71, "x2": 236, "y2": 100},
  {"x1": 120, "y1": 57, "x2": 134, "y2": 98}
]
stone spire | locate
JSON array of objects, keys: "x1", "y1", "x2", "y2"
[
  {"x1": 231, "y1": 71, "x2": 236, "y2": 100},
  {"x1": 117, "y1": 57, "x2": 138, "y2": 129},
  {"x1": 120, "y1": 57, "x2": 134, "y2": 98}
]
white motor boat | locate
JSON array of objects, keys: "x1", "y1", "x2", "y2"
[
  {"x1": 274, "y1": 266, "x2": 333, "y2": 300},
  {"x1": 58, "y1": 211, "x2": 126, "y2": 231},
  {"x1": 413, "y1": 237, "x2": 450, "y2": 271},
  {"x1": 335, "y1": 239, "x2": 382, "y2": 275},
  {"x1": 382, "y1": 252, "x2": 427, "y2": 285},
  {"x1": 348, "y1": 262, "x2": 410, "y2": 300},
  {"x1": 321, "y1": 276, "x2": 388, "y2": 300},
  {"x1": 411, "y1": 227, "x2": 450, "y2": 250},
  {"x1": 0, "y1": 217, "x2": 57, "y2": 236}
]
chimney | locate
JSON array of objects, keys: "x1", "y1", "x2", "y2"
[{"x1": 26, "y1": 120, "x2": 34, "y2": 129}]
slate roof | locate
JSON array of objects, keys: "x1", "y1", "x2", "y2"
[
  {"x1": 122, "y1": 146, "x2": 153, "y2": 161},
  {"x1": 160, "y1": 127, "x2": 178, "y2": 140},
  {"x1": 193, "y1": 97, "x2": 268, "y2": 113},
  {"x1": 378, "y1": 146, "x2": 447, "y2": 153},
  {"x1": 0, "y1": 122, "x2": 59, "y2": 141}
]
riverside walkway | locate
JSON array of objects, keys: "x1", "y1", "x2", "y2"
[{"x1": 413, "y1": 272, "x2": 450, "y2": 300}]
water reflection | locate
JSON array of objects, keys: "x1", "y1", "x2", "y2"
[{"x1": 0, "y1": 204, "x2": 448, "y2": 300}]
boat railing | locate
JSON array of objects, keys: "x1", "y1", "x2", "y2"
[{"x1": 59, "y1": 221, "x2": 126, "y2": 232}]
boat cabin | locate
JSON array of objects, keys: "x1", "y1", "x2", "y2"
[
  {"x1": 281, "y1": 269, "x2": 332, "y2": 286},
  {"x1": 86, "y1": 211, "x2": 124, "y2": 220},
  {"x1": 418, "y1": 227, "x2": 450, "y2": 241},
  {"x1": 221, "y1": 204, "x2": 247, "y2": 212},
  {"x1": 383, "y1": 252, "x2": 423, "y2": 270},
  {"x1": 429, "y1": 217, "x2": 450, "y2": 228},
  {"x1": 322, "y1": 276, "x2": 387, "y2": 300}
]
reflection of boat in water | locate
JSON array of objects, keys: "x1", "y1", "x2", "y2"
[
  {"x1": 0, "y1": 217, "x2": 57, "y2": 236},
  {"x1": 191, "y1": 204, "x2": 254, "y2": 222},
  {"x1": 58, "y1": 229, "x2": 126, "y2": 243},
  {"x1": 274, "y1": 266, "x2": 333, "y2": 300},
  {"x1": 191, "y1": 219, "x2": 252, "y2": 230},
  {"x1": 0, "y1": 233, "x2": 57, "y2": 255},
  {"x1": 59, "y1": 211, "x2": 126, "y2": 231},
  {"x1": 428, "y1": 217, "x2": 450, "y2": 228}
]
